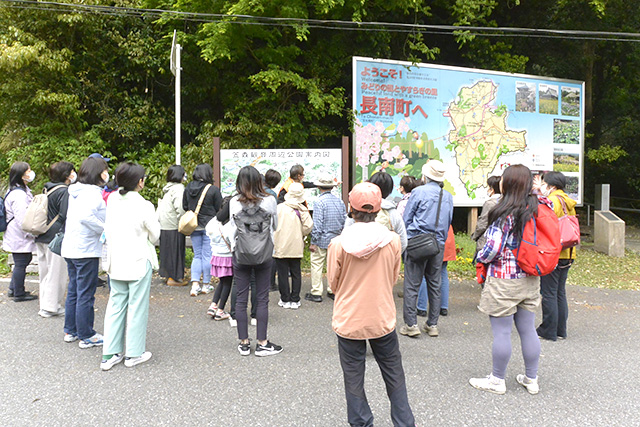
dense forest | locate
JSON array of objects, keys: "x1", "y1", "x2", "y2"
[{"x1": 1, "y1": 0, "x2": 638, "y2": 205}]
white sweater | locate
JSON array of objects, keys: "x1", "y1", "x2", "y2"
[{"x1": 104, "y1": 191, "x2": 161, "y2": 281}]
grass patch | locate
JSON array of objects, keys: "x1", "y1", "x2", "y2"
[
  {"x1": 568, "y1": 244, "x2": 640, "y2": 290},
  {"x1": 0, "y1": 249, "x2": 10, "y2": 275}
]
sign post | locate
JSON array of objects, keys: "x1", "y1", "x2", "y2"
[{"x1": 170, "y1": 30, "x2": 181, "y2": 165}]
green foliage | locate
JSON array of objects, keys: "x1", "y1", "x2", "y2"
[
  {"x1": 447, "y1": 232, "x2": 476, "y2": 279},
  {"x1": 586, "y1": 144, "x2": 628, "y2": 164}
]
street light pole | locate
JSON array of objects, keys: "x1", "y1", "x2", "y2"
[{"x1": 170, "y1": 30, "x2": 181, "y2": 165}]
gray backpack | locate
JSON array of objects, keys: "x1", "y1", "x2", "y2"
[{"x1": 233, "y1": 204, "x2": 273, "y2": 265}]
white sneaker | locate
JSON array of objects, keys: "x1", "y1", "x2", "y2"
[
  {"x1": 423, "y1": 323, "x2": 439, "y2": 337},
  {"x1": 100, "y1": 353, "x2": 124, "y2": 371},
  {"x1": 469, "y1": 374, "x2": 506, "y2": 395},
  {"x1": 229, "y1": 318, "x2": 238, "y2": 327},
  {"x1": 79, "y1": 333, "x2": 104, "y2": 349},
  {"x1": 124, "y1": 351, "x2": 152, "y2": 367},
  {"x1": 278, "y1": 299, "x2": 287, "y2": 308},
  {"x1": 63, "y1": 333, "x2": 78, "y2": 343},
  {"x1": 201, "y1": 284, "x2": 215, "y2": 294},
  {"x1": 207, "y1": 302, "x2": 218, "y2": 317},
  {"x1": 190, "y1": 282, "x2": 202, "y2": 297},
  {"x1": 289, "y1": 301, "x2": 301, "y2": 310},
  {"x1": 516, "y1": 374, "x2": 539, "y2": 395},
  {"x1": 250, "y1": 318, "x2": 257, "y2": 326}
]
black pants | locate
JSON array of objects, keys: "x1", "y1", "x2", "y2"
[
  {"x1": 234, "y1": 258, "x2": 271, "y2": 341},
  {"x1": 212, "y1": 276, "x2": 233, "y2": 311},
  {"x1": 10, "y1": 252, "x2": 33, "y2": 297},
  {"x1": 276, "y1": 258, "x2": 301, "y2": 303},
  {"x1": 337, "y1": 330, "x2": 415, "y2": 427},
  {"x1": 537, "y1": 259, "x2": 572, "y2": 340},
  {"x1": 230, "y1": 271, "x2": 257, "y2": 319}
]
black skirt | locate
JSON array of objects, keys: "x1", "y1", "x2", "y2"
[{"x1": 159, "y1": 229, "x2": 186, "y2": 280}]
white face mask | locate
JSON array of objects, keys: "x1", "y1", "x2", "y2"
[
  {"x1": 24, "y1": 170, "x2": 35, "y2": 183},
  {"x1": 69, "y1": 171, "x2": 77, "y2": 184},
  {"x1": 540, "y1": 183, "x2": 551, "y2": 196},
  {"x1": 101, "y1": 170, "x2": 109, "y2": 184}
]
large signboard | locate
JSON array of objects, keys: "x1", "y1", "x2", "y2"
[
  {"x1": 220, "y1": 148, "x2": 342, "y2": 209},
  {"x1": 353, "y1": 57, "x2": 585, "y2": 206}
]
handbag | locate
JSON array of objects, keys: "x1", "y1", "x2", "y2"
[
  {"x1": 406, "y1": 188, "x2": 443, "y2": 261},
  {"x1": 557, "y1": 196, "x2": 580, "y2": 250},
  {"x1": 48, "y1": 232, "x2": 64, "y2": 256},
  {"x1": 178, "y1": 184, "x2": 211, "y2": 236}
]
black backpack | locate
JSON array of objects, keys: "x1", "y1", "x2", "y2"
[
  {"x1": 0, "y1": 194, "x2": 7, "y2": 232},
  {"x1": 233, "y1": 204, "x2": 273, "y2": 265}
]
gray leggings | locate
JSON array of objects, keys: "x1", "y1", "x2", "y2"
[{"x1": 490, "y1": 308, "x2": 540, "y2": 379}]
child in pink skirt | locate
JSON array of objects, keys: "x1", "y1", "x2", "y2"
[{"x1": 205, "y1": 207, "x2": 233, "y2": 320}]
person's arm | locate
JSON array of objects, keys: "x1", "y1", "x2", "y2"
[
  {"x1": 302, "y1": 181, "x2": 317, "y2": 189},
  {"x1": 277, "y1": 188, "x2": 286, "y2": 204},
  {"x1": 301, "y1": 209, "x2": 313, "y2": 236},
  {"x1": 80, "y1": 195, "x2": 106, "y2": 235},
  {"x1": 173, "y1": 186, "x2": 186, "y2": 218},
  {"x1": 391, "y1": 210, "x2": 408, "y2": 253},
  {"x1": 476, "y1": 220, "x2": 507, "y2": 264},
  {"x1": 182, "y1": 187, "x2": 189, "y2": 212},
  {"x1": 212, "y1": 186, "x2": 223, "y2": 212},
  {"x1": 327, "y1": 241, "x2": 342, "y2": 294},
  {"x1": 471, "y1": 199, "x2": 494, "y2": 241},
  {"x1": 58, "y1": 189, "x2": 70, "y2": 222},
  {"x1": 402, "y1": 193, "x2": 418, "y2": 229},
  {"x1": 310, "y1": 200, "x2": 324, "y2": 246},
  {"x1": 392, "y1": 236, "x2": 401, "y2": 285},
  {"x1": 143, "y1": 201, "x2": 161, "y2": 244}
]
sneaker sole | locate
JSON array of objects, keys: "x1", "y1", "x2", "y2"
[
  {"x1": 469, "y1": 380, "x2": 506, "y2": 395},
  {"x1": 255, "y1": 349, "x2": 283, "y2": 357},
  {"x1": 124, "y1": 353, "x2": 152, "y2": 367},
  {"x1": 238, "y1": 348, "x2": 250, "y2": 356},
  {"x1": 400, "y1": 329, "x2": 421, "y2": 337},
  {"x1": 64, "y1": 336, "x2": 78, "y2": 343},
  {"x1": 79, "y1": 341, "x2": 103, "y2": 349}
]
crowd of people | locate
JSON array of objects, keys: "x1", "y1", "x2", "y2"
[{"x1": 2, "y1": 155, "x2": 577, "y2": 426}]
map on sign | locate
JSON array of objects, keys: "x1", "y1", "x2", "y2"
[{"x1": 352, "y1": 57, "x2": 585, "y2": 206}]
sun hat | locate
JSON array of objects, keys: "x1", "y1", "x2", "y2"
[
  {"x1": 349, "y1": 182, "x2": 381, "y2": 213},
  {"x1": 314, "y1": 172, "x2": 340, "y2": 188},
  {"x1": 285, "y1": 182, "x2": 306, "y2": 204},
  {"x1": 422, "y1": 159, "x2": 446, "y2": 182}
]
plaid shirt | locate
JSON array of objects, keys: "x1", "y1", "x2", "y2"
[
  {"x1": 311, "y1": 191, "x2": 346, "y2": 249},
  {"x1": 476, "y1": 215, "x2": 528, "y2": 279}
]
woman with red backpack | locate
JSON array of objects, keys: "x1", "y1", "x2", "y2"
[{"x1": 469, "y1": 164, "x2": 550, "y2": 396}]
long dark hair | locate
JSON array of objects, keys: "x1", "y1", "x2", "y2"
[
  {"x1": 9, "y1": 162, "x2": 30, "y2": 190},
  {"x1": 192, "y1": 164, "x2": 214, "y2": 184},
  {"x1": 236, "y1": 166, "x2": 267, "y2": 203},
  {"x1": 488, "y1": 165, "x2": 538, "y2": 241}
]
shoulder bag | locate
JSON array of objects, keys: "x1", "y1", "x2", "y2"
[{"x1": 178, "y1": 184, "x2": 211, "y2": 236}]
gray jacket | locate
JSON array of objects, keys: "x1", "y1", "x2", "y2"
[
  {"x1": 471, "y1": 195, "x2": 500, "y2": 254},
  {"x1": 157, "y1": 182, "x2": 185, "y2": 230}
]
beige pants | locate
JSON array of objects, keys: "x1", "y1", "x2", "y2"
[
  {"x1": 36, "y1": 242, "x2": 69, "y2": 313},
  {"x1": 310, "y1": 247, "x2": 331, "y2": 296}
]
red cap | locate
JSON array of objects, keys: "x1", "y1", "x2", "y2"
[{"x1": 349, "y1": 182, "x2": 382, "y2": 213}]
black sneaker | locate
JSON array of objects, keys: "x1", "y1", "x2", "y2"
[
  {"x1": 238, "y1": 342, "x2": 251, "y2": 356},
  {"x1": 417, "y1": 309, "x2": 427, "y2": 317},
  {"x1": 255, "y1": 341, "x2": 283, "y2": 357},
  {"x1": 304, "y1": 293, "x2": 322, "y2": 303},
  {"x1": 440, "y1": 308, "x2": 448, "y2": 316},
  {"x1": 326, "y1": 292, "x2": 335, "y2": 301}
]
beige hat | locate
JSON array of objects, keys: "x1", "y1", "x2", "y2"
[
  {"x1": 285, "y1": 182, "x2": 306, "y2": 203},
  {"x1": 349, "y1": 182, "x2": 381, "y2": 213},
  {"x1": 314, "y1": 172, "x2": 340, "y2": 188},
  {"x1": 422, "y1": 160, "x2": 446, "y2": 182}
]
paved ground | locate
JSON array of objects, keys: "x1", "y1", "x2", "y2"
[{"x1": 1, "y1": 274, "x2": 639, "y2": 426}]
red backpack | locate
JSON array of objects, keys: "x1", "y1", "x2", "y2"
[{"x1": 511, "y1": 204, "x2": 562, "y2": 276}]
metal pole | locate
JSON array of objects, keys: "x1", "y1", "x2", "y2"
[{"x1": 175, "y1": 44, "x2": 181, "y2": 165}]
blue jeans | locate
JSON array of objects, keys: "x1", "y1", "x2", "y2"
[
  {"x1": 64, "y1": 258, "x2": 99, "y2": 340},
  {"x1": 190, "y1": 230, "x2": 211, "y2": 284},
  {"x1": 418, "y1": 261, "x2": 449, "y2": 311}
]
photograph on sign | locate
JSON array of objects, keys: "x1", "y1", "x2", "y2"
[
  {"x1": 220, "y1": 149, "x2": 342, "y2": 210},
  {"x1": 352, "y1": 57, "x2": 585, "y2": 206}
]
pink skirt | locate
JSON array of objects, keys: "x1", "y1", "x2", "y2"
[{"x1": 211, "y1": 255, "x2": 233, "y2": 278}]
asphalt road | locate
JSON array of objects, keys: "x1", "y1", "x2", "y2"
[{"x1": 1, "y1": 274, "x2": 639, "y2": 426}]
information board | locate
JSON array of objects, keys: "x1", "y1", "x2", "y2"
[
  {"x1": 353, "y1": 57, "x2": 585, "y2": 206},
  {"x1": 220, "y1": 148, "x2": 342, "y2": 209}
]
